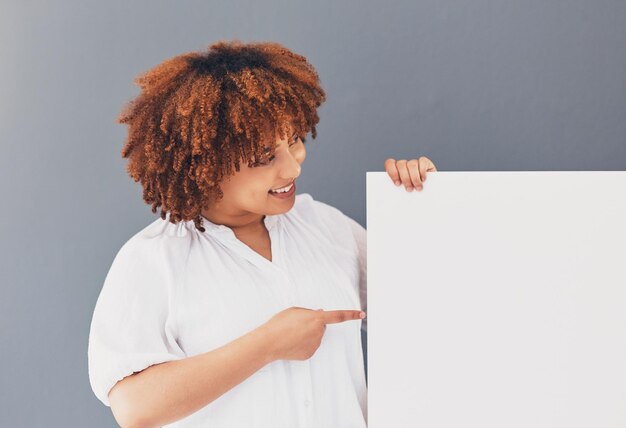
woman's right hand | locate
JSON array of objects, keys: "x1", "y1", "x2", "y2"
[{"x1": 259, "y1": 307, "x2": 366, "y2": 362}]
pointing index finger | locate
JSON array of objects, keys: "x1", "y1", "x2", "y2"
[{"x1": 320, "y1": 310, "x2": 366, "y2": 324}]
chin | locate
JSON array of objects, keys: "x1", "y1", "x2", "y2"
[
  {"x1": 266, "y1": 194, "x2": 296, "y2": 213},
  {"x1": 280, "y1": 197, "x2": 296, "y2": 212}
]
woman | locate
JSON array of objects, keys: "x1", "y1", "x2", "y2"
[{"x1": 88, "y1": 40, "x2": 437, "y2": 428}]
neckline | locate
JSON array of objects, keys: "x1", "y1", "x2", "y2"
[
  {"x1": 198, "y1": 213, "x2": 284, "y2": 271},
  {"x1": 199, "y1": 213, "x2": 280, "y2": 235}
]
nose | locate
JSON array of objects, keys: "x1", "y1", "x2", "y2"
[{"x1": 278, "y1": 147, "x2": 302, "y2": 180}]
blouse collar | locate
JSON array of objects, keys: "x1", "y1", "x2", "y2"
[
  {"x1": 197, "y1": 212, "x2": 284, "y2": 271},
  {"x1": 199, "y1": 213, "x2": 280, "y2": 238}
]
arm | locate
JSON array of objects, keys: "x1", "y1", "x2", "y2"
[{"x1": 109, "y1": 324, "x2": 274, "y2": 428}]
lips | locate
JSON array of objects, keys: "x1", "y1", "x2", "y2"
[
  {"x1": 268, "y1": 181, "x2": 296, "y2": 198},
  {"x1": 269, "y1": 180, "x2": 295, "y2": 192}
]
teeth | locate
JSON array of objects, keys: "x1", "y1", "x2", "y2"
[{"x1": 270, "y1": 183, "x2": 293, "y2": 193}]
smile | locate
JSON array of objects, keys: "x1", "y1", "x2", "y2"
[
  {"x1": 269, "y1": 182, "x2": 294, "y2": 193},
  {"x1": 268, "y1": 181, "x2": 296, "y2": 198}
]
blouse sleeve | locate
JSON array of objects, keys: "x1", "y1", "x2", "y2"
[
  {"x1": 345, "y1": 216, "x2": 367, "y2": 333},
  {"x1": 87, "y1": 236, "x2": 186, "y2": 407}
]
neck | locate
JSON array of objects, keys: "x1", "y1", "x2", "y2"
[{"x1": 201, "y1": 207, "x2": 267, "y2": 236}]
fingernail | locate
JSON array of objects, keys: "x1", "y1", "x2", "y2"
[
  {"x1": 394, "y1": 181, "x2": 401, "y2": 186},
  {"x1": 360, "y1": 312, "x2": 366, "y2": 319},
  {"x1": 406, "y1": 186, "x2": 413, "y2": 192}
]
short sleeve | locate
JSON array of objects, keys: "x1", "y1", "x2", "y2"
[
  {"x1": 345, "y1": 216, "x2": 367, "y2": 333},
  {"x1": 87, "y1": 236, "x2": 186, "y2": 407}
]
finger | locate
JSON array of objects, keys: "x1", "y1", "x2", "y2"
[
  {"x1": 420, "y1": 156, "x2": 437, "y2": 182},
  {"x1": 416, "y1": 157, "x2": 428, "y2": 191},
  {"x1": 321, "y1": 310, "x2": 365, "y2": 324},
  {"x1": 396, "y1": 160, "x2": 414, "y2": 191},
  {"x1": 384, "y1": 158, "x2": 401, "y2": 186},
  {"x1": 406, "y1": 159, "x2": 423, "y2": 191},
  {"x1": 424, "y1": 156, "x2": 438, "y2": 173}
]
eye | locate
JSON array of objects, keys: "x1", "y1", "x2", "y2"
[
  {"x1": 292, "y1": 133, "x2": 307, "y2": 145},
  {"x1": 251, "y1": 156, "x2": 273, "y2": 167},
  {"x1": 251, "y1": 152, "x2": 274, "y2": 167},
  {"x1": 250, "y1": 134, "x2": 304, "y2": 167}
]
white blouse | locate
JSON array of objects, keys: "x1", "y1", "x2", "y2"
[{"x1": 88, "y1": 192, "x2": 368, "y2": 427}]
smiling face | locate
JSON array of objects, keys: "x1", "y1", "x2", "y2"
[{"x1": 200, "y1": 124, "x2": 306, "y2": 230}]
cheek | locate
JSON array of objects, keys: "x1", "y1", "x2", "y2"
[
  {"x1": 300, "y1": 145, "x2": 307, "y2": 161},
  {"x1": 225, "y1": 180, "x2": 266, "y2": 205},
  {"x1": 219, "y1": 171, "x2": 251, "y2": 198},
  {"x1": 237, "y1": 171, "x2": 273, "y2": 196}
]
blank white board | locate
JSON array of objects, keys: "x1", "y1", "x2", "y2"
[{"x1": 366, "y1": 171, "x2": 626, "y2": 428}]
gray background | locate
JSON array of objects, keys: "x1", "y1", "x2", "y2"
[{"x1": 1, "y1": 0, "x2": 625, "y2": 426}]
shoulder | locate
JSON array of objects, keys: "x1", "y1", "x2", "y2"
[
  {"x1": 106, "y1": 214, "x2": 198, "y2": 290},
  {"x1": 291, "y1": 193, "x2": 348, "y2": 228},
  {"x1": 291, "y1": 192, "x2": 349, "y2": 221},
  {"x1": 289, "y1": 192, "x2": 361, "y2": 254}
]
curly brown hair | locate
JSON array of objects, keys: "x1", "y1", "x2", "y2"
[{"x1": 117, "y1": 40, "x2": 326, "y2": 232}]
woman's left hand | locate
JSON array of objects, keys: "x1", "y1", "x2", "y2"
[{"x1": 384, "y1": 156, "x2": 438, "y2": 192}]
